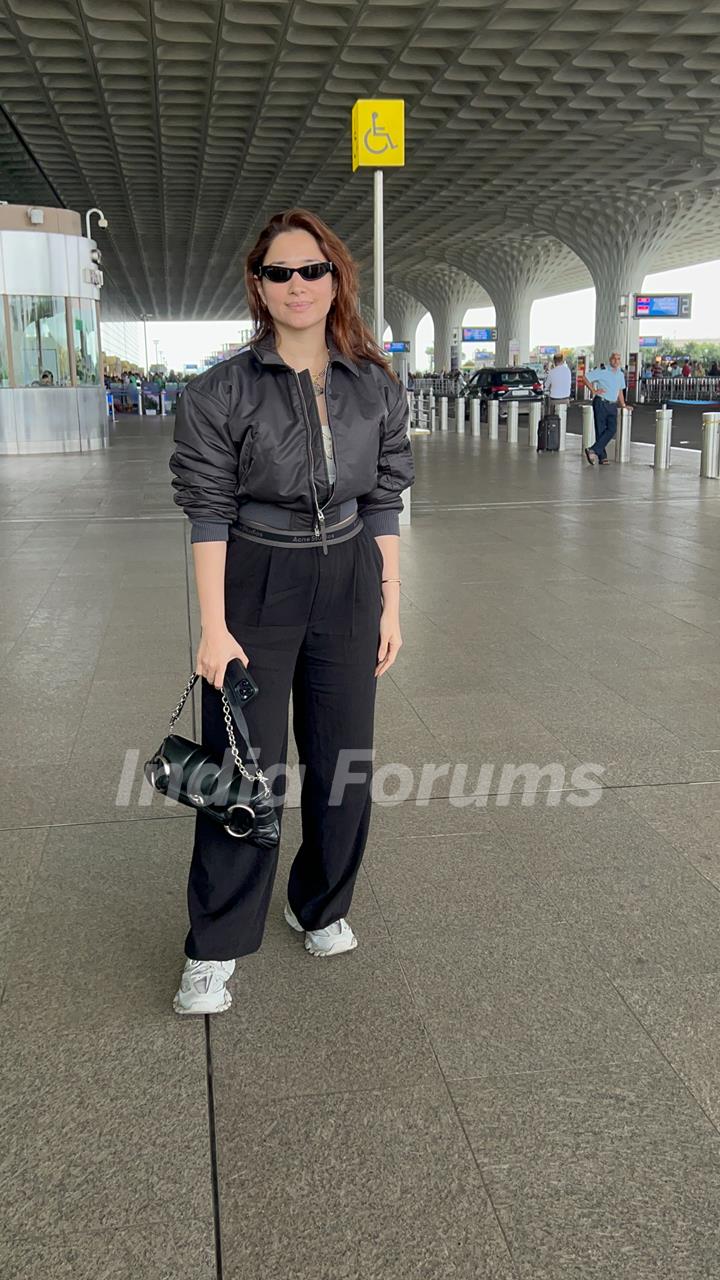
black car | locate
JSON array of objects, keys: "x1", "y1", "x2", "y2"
[{"x1": 464, "y1": 366, "x2": 544, "y2": 416}]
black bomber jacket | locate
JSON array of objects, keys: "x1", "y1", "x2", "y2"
[{"x1": 169, "y1": 333, "x2": 415, "y2": 545}]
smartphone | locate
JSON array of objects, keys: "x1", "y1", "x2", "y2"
[{"x1": 223, "y1": 657, "x2": 259, "y2": 707}]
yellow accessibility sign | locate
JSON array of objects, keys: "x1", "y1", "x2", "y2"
[{"x1": 352, "y1": 99, "x2": 405, "y2": 171}]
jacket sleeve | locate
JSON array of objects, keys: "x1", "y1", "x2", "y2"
[
  {"x1": 169, "y1": 384, "x2": 239, "y2": 526},
  {"x1": 357, "y1": 378, "x2": 415, "y2": 537}
]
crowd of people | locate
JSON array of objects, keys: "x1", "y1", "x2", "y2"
[
  {"x1": 643, "y1": 358, "x2": 720, "y2": 379},
  {"x1": 103, "y1": 369, "x2": 183, "y2": 390}
]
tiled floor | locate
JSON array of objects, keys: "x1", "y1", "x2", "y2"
[{"x1": 3, "y1": 415, "x2": 720, "y2": 1278}]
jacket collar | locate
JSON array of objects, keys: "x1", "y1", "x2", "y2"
[{"x1": 251, "y1": 330, "x2": 360, "y2": 377}]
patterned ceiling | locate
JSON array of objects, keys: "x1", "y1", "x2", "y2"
[{"x1": 1, "y1": 0, "x2": 719, "y2": 322}]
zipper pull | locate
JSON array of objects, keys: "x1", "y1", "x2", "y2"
[{"x1": 317, "y1": 508, "x2": 328, "y2": 556}]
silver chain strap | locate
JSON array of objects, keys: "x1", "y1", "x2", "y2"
[{"x1": 169, "y1": 672, "x2": 271, "y2": 800}]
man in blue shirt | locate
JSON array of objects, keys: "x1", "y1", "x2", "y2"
[{"x1": 579, "y1": 352, "x2": 627, "y2": 464}]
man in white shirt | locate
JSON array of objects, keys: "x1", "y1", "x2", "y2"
[{"x1": 544, "y1": 353, "x2": 571, "y2": 411}]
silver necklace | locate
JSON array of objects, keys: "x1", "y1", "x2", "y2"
[{"x1": 310, "y1": 350, "x2": 330, "y2": 397}]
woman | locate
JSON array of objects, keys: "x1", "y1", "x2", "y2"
[{"x1": 169, "y1": 208, "x2": 415, "y2": 1014}]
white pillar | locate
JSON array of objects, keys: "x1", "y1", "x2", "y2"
[{"x1": 494, "y1": 290, "x2": 532, "y2": 365}]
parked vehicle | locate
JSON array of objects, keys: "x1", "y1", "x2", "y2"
[{"x1": 464, "y1": 366, "x2": 544, "y2": 416}]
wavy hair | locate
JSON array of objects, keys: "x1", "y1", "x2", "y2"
[{"x1": 245, "y1": 208, "x2": 395, "y2": 377}]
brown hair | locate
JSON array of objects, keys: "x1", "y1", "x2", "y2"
[{"x1": 245, "y1": 208, "x2": 396, "y2": 378}]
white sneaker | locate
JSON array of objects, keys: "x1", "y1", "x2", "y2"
[
  {"x1": 284, "y1": 903, "x2": 358, "y2": 957},
  {"x1": 173, "y1": 958, "x2": 236, "y2": 1015}
]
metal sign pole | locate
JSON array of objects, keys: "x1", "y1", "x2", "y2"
[{"x1": 374, "y1": 169, "x2": 384, "y2": 347}]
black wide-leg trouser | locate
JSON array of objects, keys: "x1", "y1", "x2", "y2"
[{"x1": 184, "y1": 524, "x2": 383, "y2": 961}]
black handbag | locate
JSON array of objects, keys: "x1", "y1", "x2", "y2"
[{"x1": 143, "y1": 673, "x2": 280, "y2": 847}]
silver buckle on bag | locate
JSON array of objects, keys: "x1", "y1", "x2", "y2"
[
  {"x1": 225, "y1": 803, "x2": 256, "y2": 839},
  {"x1": 145, "y1": 755, "x2": 171, "y2": 791}
]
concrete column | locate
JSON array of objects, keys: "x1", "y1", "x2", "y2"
[
  {"x1": 532, "y1": 202, "x2": 679, "y2": 364},
  {"x1": 591, "y1": 253, "x2": 646, "y2": 364},
  {"x1": 384, "y1": 286, "x2": 425, "y2": 373},
  {"x1": 430, "y1": 300, "x2": 468, "y2": 372},
  {"x1": 447, "y1": 236, "x2": 574, "y2": 369},
  {"x1": 388, "y1": 265, "x2": 488, "y2": 375},
  {"x1": 494, "y1": 289, "x2": 532, "y2": 365}
]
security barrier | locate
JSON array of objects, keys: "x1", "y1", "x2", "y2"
[
  {"x1": 487, "y1": 400, "x2": 499, "y2": 440},
  {"x1": 527, "y1": 401, "x2": 540, "y2": 449},
  {"x1": 700, "y1": 412, "x2": 720, "y2": 479},
  {"x1": 654, "y1": 408, "x2": 672, "y2": 470},
  {"x1": 612, "y1": 407, "x2": 632, "y2": 463},
  {"x1": 641, "y1": 377, "x2": 720, "y2": 404},
  {"x1": 455, "y1": 396, "x2": 466, "y2": 434},
  {"x1": 581, "y1": 403, "x2": 594, "y2": 451},
  {"x1": 470, "y1": 399, "x2": 481, "y2": 436},
  {"x1": 506, "y1": 401, "x2": 518, "y2": 443},
  {"x1": 557, "y1": 403, "x2": 567, "y2": 451}
]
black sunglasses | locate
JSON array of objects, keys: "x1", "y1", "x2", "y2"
[{"x1": 255, "y1": 261, "x2": 335, "y2": 284}]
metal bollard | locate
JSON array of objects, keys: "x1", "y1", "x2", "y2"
[
  {"x1": 407, "y1": 390, "x2": 414, "y2": 422},
  {"x1": 700, "y1": 412, "x2": 720, "y2": 479},
  {"x1": 439, "y1": 395, "x2": 448, "y2": 432},
  {"x1": 506, "y1": 401, "x2": 519, "y2": 443},
  {"x1": 582, "y1": 403, "x2": 595, "y2": 451},
  {"x1": 160, "y1": 390, "x2": 168, "y2": 417},
  {"x1": 429, "y1": 396, "x2": 436, "y2": 432},
  {"x1": 488, "y1": 399, "x2": 499, "y2": 440},
  {"x1": 557, "y1": 403, "x2": 567, "y2": 451},
  {"x1": 455, "y1": 396, "x2": 466, "y2": 434},
  {"x1": 470, "y1": 398, "x2": 481, "y2": 437},
  {"x1": 612, "y1": 407, "x2": 632, "y2": 463},
  {"x1": 527, "y1": 401, "x2": 540, "y2": 449},
  {"x1": 654, "y1": 407, "x2": 672, "y2": 470}
]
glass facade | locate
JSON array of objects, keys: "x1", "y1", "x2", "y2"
[
  {"x1": 0, "y1": 295, "x2": 100, "y2": 387},
  {"x1": 71, "y1": 298, "x2": 100, "y2": 384},
  {"x1": 8, "y1": 295, "x2": 71, "y2": 387}
]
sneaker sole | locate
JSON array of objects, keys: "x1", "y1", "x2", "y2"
[
  {"x1": 305, "y1": 935, "x2": 358, "y2": 958},
  {"x1": 173, "y1": 990, "x2": 232, "y2": 1015}
]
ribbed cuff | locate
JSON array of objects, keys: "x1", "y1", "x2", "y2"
[
  {"x1": 190, "y1": 521, "x2": 230, "y2": 544},
  {"x1": 361, "y1": 509, "x2": 400, "y2": 537}
]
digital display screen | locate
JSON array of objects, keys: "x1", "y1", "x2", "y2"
[
  {"x1": 639, "y1": 337, "x2": 660, "y2": 348},
  {"x1": 383, "y1": 341, "x2": 410, "y2": 353},
  {"x1": 634, "y1": 294, "x2": 691, "y2": 319},
  {"x1": 462, "y1": 327, "x2": 496, "y2": 342}
]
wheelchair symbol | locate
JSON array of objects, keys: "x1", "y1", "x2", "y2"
[{"x1": 363, "y1": 112, "x2": 398, "y2": 156}]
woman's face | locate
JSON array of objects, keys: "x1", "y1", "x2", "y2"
[{"x1": 257, "y1": 229, "x2": 336, "y2": 333}]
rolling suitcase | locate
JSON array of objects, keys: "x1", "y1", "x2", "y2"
[{"x1": 537, "y1": 412, "x2": 560, "y2": 452}]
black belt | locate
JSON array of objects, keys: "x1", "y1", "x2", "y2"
[{"x1": 231, "y1": 511, "x2": 363, "y2": 550}]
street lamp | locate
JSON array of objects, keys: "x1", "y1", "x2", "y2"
[
  {"x1": 85, "y1": 207, "x2": 108, "y2": 239},
  {"x1": 140, "y1": 313, "x2": 153, "y2": 375}
]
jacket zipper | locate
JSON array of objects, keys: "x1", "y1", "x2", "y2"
[
  {"x1": 324, "y1": 365, "x2": 338, "y2": 501},
  {"x1": 293, "y1": 369, "x2": 328, "y2": 555}
]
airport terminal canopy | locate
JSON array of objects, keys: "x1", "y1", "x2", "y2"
[{"x1": 1, "y1": 0, "x2": 719, "y2": 354}]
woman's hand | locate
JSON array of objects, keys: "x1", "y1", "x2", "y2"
[
  {"x1": 375, "y1": 599, "x2": 402, "y2": 678},
  {"x1": 195, "y1": 624, "x2": 250, "y2": 690}
]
